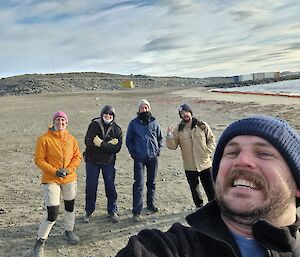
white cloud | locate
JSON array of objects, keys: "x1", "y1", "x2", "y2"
[{"x1": 1, "y1": 0, "x2": 300, "y2": 78}]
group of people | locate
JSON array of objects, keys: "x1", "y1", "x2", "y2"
[
  {"x1": 32, "y1": 99, "x2": 163, "y2": 256},
  {"x1": 31, "y1": 99, "x2": 300, "y2": 257}
]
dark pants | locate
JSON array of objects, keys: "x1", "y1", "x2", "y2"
[
  {"x1": 185, "y1": 168, "x2": 215, "y2": 207},
  {"x1": 132, "y1": 156, "x2": 158, "y2": 215},
  {"x1": 85, "y1": 160, "x2": 118, "y2": 215}
]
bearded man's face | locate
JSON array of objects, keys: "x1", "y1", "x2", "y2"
[{"x1": 215, "y1": 135, "x2": 297, "y2": 225}]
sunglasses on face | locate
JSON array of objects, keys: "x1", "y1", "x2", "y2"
[{"x1": 104, "y1": 112, "x2": 114, "y2": 116}]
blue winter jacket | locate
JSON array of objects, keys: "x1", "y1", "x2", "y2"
[{"x1": 126, "y1": 116, "x2": 162, "y2": 159}]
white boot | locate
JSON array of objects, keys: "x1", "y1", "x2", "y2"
[
  {"x1": 32, "y1": 239, "x2": 45, "y2": 257},
  {"x1": 64, "y1": 230, "x2": 80, "y2": 245}
]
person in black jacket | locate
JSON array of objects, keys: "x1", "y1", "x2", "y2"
[
  {"x1": 116, "y1": 115, "x2": 300, "y2": 257},
  {"x1": 83, "y1": 105, "x2": 122, "y2": 223}
]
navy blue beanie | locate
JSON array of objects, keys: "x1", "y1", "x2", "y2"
[
  {"x1": 212, "y1": 115, "x2": 300, "y2": 203},
  {"x1": 179, "y1": 103, "x2": 193, "y2": 118}
]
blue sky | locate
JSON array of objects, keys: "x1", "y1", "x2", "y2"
[{"x1": 1, "y1": 0, "x2": 300, "y2": 78}]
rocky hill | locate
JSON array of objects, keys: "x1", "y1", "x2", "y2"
[
  {"x1": 0, "y1": 72, "x2": 233, "y2": 96},
  {"x1": 0, "y1": 71, "x2": 299, "y2": 96}
]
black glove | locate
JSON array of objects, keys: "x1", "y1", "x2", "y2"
[{"x1": 56, "y1": 168, "x2": 68, "y2": 177}]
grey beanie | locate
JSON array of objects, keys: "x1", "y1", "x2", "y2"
[
  {"x1": 100, "y1": 105, "x2": 115, "y2": 117},
  {"x1": 212, "y1": 115, "x2": 300, "y2": 204},
  {"x1": 138, "y1": 99, "x2": 151, "y2": 111}
]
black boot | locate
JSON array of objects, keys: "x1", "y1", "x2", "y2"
[{"x1": 32, "y1": 239, "x2": 45, "y2": 257}]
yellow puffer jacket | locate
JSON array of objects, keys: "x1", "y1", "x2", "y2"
[{"x1": 34, "y1": 127, "x2": 82, "y2": 184}]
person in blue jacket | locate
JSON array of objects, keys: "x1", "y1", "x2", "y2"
[{"x1": 126, "y1": 99, "x2": 163, "y2": 221}]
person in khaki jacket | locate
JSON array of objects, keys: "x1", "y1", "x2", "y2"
[
  {"x1": 32, "y1": 111, "x2": 81, "y2": 257},
  {"x1": 166, "y1": 103, "x2": 215, "y2": 208}
]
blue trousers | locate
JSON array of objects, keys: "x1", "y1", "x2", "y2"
[
  {"x1": 132, "y1": 156, "x2": 158, "y2": 215},
  {"x1": 85, "y1": 160, "x2": 117, "y2": 215}
]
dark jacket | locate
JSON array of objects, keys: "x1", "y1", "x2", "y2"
[
  {"x1": 116, "y1": 201, "x2": 300, "y2": 257},
  {"x1": 126, "y1": 116, "x2": 162, "y2": 159},
  {"x1": 84, "y1": 118, "x2": 122, "y2": 164}
]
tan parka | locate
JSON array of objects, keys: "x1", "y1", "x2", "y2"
[{"x1": 166, "y1": 118, "x2": 215, "y2": 172}]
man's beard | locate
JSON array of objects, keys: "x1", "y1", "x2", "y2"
[
  {"x1": 182, "y1": 116, "x2": 191, "y2": 123},
  {"x1": 215, "y1": 168, "x2": 295, "y2": 226}
]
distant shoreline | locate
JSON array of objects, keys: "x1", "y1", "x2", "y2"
[
  {"x1": 210, "y1": 78, "x2": 300, "y2": 98},
  {"x1": 211, "y1": 90, "x2": 300, "y2": 98}
]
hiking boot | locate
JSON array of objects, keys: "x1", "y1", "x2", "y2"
[
  {"x1": 83, "y1": 213, "x2": 92, "y2": 223},
  {"x1": 147, "y1": 205, "x2": 159, "y2": 213},
  {"x1": 109, "y1": 212, "x2": 120, "y2": 223},
  {"x1": 64, "y1": 230, "x2": 80, "y2": 245},
  {"x1": 132, "y1": 214, "x2": 142, "y2": 222},
  {"x1": 32, "y1": 238, "x2": 45, "y2": 257}
]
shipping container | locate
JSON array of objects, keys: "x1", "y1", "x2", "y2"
[
  {"x1": 264, "y1": 72, "x2": 275, "y2": 79},
  {"x1": 122, "y1": 80, "x2": 134, "y2": 88},
  {"x1": 240, "y1": 74, "x2": 253, "y2": 81},
  {"x1": 253, "y1": 73, "x2": 265, "y2": 80},
  {"x1": 233, "y1": 75, "x2": 240, "y2": 82}
]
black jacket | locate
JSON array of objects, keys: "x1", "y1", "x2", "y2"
[
  {"x1": 84, "y1": 118, "x2": 122, "y2": 164},
  {"x1": 116, "y1": 201, "x2": 300, "y2": 257}
]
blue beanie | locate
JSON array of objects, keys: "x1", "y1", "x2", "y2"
[
  {"x1": 212, "y1": 115, "x2": 300, "y2": 204},
  {"x1": 179, "y1": 103, "x2": 193, "y2": 118}
]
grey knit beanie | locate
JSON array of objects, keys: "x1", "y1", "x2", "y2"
[
  {"x1": 138, "y1": 99, "x2": 151, "y2": 112},
  {"x1": 212, "y1": 115, "x2": 300, "y2": 204},
  {"x1": 100, "y1": 105, "x2": 116, "y2": 120}
]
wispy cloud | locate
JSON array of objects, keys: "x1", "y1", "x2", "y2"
[{"x1": 1, "y1": 0, "x2": 300, "y2": 78}]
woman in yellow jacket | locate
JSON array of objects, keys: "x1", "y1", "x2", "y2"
[{"x1": 32, "y1": 111, "x2": 81, "y2": 257}]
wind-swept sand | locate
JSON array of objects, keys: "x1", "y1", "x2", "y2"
[{"x1": 0, "y1": 87, "x2": 299, "y2": 257}]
